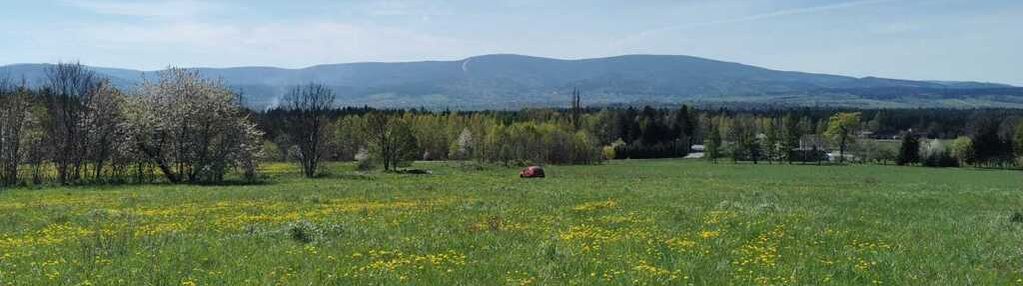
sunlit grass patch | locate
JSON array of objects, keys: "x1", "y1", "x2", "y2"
[{"x1": 572, "y1": 199, "x2": 617, "y2": 212}]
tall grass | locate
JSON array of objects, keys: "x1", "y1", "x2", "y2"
[{"x1": 0, "y1": 160, "x2": 1021, "y2": 284}]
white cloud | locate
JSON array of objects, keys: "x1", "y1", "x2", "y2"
[
  {"x1": 615, "y1": 0, "x2": 901, "y2": 49},
  {"x1": 62, "y1": 20, "x2": 483, "y2": 68},
  {"x1": 683, "y1": 0, "x2": 900, "y2": 29},
  {"x1": 63, "y1": 0, "x2": 222, "y2": 18},
  {"x1": 366, "y1": 1, "x2": 416, "y2": 16}
]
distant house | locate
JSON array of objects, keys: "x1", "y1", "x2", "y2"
[
  {"x1": 684, "y1": 144, "x2": 706, "y2": 159},
  {"x1": 690, "y1": 144, "x2": 705, "y2": 152},
  {"x1": 868, "y1": 131, "x2": 901, "y2": 140},
  {"x1": 799, "y1": 135, "x2": 827, "y2": 151},
  {"x1": 827, "y1": 152, "x2": 857, "y2": 162},
  {"x1": 791, "y1": 135, "x2": 829, "y2": 162},
  {"x1": 860, "y1": 129, "x2": 926, "y2": 140},
  {"x1": 900, "y1": 128, "x2": 930, "y2": 139}
]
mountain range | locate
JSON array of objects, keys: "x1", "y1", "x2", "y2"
[{"x1": 2, "y1": 54, "x2": 1021, "y2": 109}]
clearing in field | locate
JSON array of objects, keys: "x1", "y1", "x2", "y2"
[{"x1": 1, "y1": 160, "x2": 1022, "y2": 285}]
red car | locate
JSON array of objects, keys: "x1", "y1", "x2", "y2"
[{"x1": 519, "y1": 166, "x2": 545, "y2": 178}]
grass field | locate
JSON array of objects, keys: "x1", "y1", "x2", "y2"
[{"x1": 1, "y1": 160, "x2": 1022, "y2": 285}]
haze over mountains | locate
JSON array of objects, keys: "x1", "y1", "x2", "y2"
[{"x1": 2, "y1": 54, "x2": 1020, "y2": 109}]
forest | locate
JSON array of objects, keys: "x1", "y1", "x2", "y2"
[{"x1": 3, "y1": 63, "x2": 1023, "y2": 187}]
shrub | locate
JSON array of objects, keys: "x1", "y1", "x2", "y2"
[
  {"x1": 355, "y1": 147, "x2": 374, "y2": 171},
  {"x1": 455, "y1": 161, "x2": 487, "y2": 172},
  {"x1": 601, "y1": 146, "x2": 617, "y2": 161},
  {"x1": 285, "y1": 221, "x2": 345, "y2": 244},
  {"x1": 896, "y1": 135, "x2": 921, "y2": 166},
  {"x1": 614, "y1": 141, "x2": 689, "y2": 159},
  {"x1": 288, "y1": 223, "x2": 314, "y2": 244},
  {"x1": 921, "y1": 140, "x2": 959, "y2": 167}
]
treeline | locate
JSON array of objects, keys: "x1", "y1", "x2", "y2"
[
  {"x1": 699, "y1": 110, "x2": 1023, "y2": 169},
  {"x1": 0, "y1": 64, "x2": 261, "y2": 186},
  {"x1": 5, "y1": 64, "x2": 1023, "y2": 186},
  {"x1": 256, "y1": 93, "x2": 700, "y2": 177}
]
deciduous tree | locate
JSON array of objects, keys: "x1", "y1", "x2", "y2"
[
  {"x1": 282, "y1": 83, "x2": 335, "y2": 178},
  {"x1": 45, "y1": 62, "x2": 101, "y2": 183},
  {"x1": 126, "y1": 68, "x2": 263, "y2": 184},
  {"x1": 825, "y1": 112, "x2": 861, "y2": 163}
]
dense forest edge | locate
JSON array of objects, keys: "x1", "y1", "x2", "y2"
[{"x1": 2, "y1": 63, "x2": 1023, "y2": 187}]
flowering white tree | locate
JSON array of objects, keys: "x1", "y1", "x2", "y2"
[
  {"x1": 125, "y1": 68, "x2": 262, "y2": 184},
  {"x1": 448, "y1": 128, "x2": 474, "y2": 160},
  {"x1": 81, "y1": 81, "x2": 126, "y2": 179}
]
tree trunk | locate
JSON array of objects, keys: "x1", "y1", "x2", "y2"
[
  {"x1": 839, "y1": 136, "x2": 846, "y2": 163},
  {"x1": 156, "y1": 161, "x2": 180, "y2": 184}
]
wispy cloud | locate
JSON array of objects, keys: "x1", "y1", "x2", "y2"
[
  {"x1": 683, "y1": 0, "x2": 898, "y2": 29},
  {"x1": 617, "y1": 0, "x2": 901, "y2": 47},
  {"x1": 62, "y1": 0, "x2": 222, "y2": 18},
  {"x1": 366, "y1": 1, "x2": 416, "y2": 16},
  {"x1": 361, "y1": 0, "x2": 453, "y2": 19},
  {"x1": 52, "y1": 20, "x2": 483, "y2": 69}
]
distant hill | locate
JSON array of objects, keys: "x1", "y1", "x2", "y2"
[{"x1": 2, "y1": 54, "x2": 1020, "y2": 109}]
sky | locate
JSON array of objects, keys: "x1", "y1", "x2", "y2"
[{"x1": 1, "y1": 0, "x2": 1021, "y2": 85}]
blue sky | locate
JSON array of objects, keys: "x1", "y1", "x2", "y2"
[{"x1": 1, "y1": 0, "x2": 1021, "y2": 85}]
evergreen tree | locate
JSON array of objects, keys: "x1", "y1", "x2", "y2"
[
  {"x1": 970, "y1": 116, "x2": 1012, "y2": 167},
  {"x1": 705, "y1": 122, "x2": 722, "y2": 163},
  {"x1": 638, "y1": 106, "x2": 662, "y2": 145},
  {"x1": 570, "y1": 88, "x2": 582, "y2": 131},
  {"x1": 781, "y1": 114, "x2": 801, "y2": 164},
  {"x1": 763, "y1": 118, "x2": 781, "y2": 164},
  {"x1": 896, "y1": 134, "x2": 921, "y2": 166}
]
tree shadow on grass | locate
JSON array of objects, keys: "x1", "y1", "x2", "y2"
[{"x1": 315, "y1": 172, "x2": 377, "y2": 181}]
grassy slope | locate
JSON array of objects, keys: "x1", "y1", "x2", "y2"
[{"x1": 1, "y1": 160, "x2": 1022, "y2": 285}]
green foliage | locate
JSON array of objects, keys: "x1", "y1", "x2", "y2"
[
  {"x1": 1015, "y1": 120, "x2": 1023, "y2": 157},
  {"x1": 481, "y1": 121, "x2": 601, "y2": 165},
  {"x1": 857, "y1": 140, "x2": 898, "y2": 165},
  {"x1": 897, "y1": 135, "x2": 921, "y2": 166},
  {"x1": 950, "y1": 136, "x2": 975, "y2": 165},
  {"x1": 602, "y1": 139, "x2": 624, "y2": 161},
  {"x1": 613, "y1": 141, "x2": 688, "y2": 159},
  {"x1": 362, "y1": 113, "x2": 419, "y2": 171},
  {"x1": 970, "y1": 116, "x2": 1015, "y2": 167},
  {"x1": 727, "y1": 116, "x2": 760, "y2": 163},
  {"x1": 762, "y1": 118, "x2": 782, "y2": 163},
  {"x1": 824, "y1": 112, "x2": 861, "y2": 162},
  {"x1": 920, "y1": 139, "x2": 959, "y2": 167}
]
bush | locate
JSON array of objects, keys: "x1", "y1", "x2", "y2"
[
  {"x1": 285, "y1": 220, "x2": 345, "y2": 244},
  {"x1": 356, "y1": 159, "x2": 375, "y2": 171},
  {"x1": 455, "y1": 161, "x2": 487, "y2": 172},
  {"x1": 1011, "y1": 211, "x2": 1023, "y2": 223},
  {"x1": 354, "y1": 147, "x2": 374, "y2": 171},
  {"x1": 288, "y1": 223, "x2": 315, "y2": 244},
  {"x1": 896, "y1": 135, "x2": 921, "y2": 166},
  {"x1": 921, "y1": 151, "x2": 959, "y2": 167},
  {"x1": 614, "y1": 141, "x2": 689, "y2": 159},
  {"x1": 601, "y1": 146, "x2": 617, "y2": 161},
  {"x1": 787, "y1": 149, "x2": 828, "y2": 163},
  {"x1": 921, "y1": 140, "x2": 959, "y2": 167}
]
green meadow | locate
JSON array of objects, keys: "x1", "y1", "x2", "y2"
[{"x1": 1, "y1": 160, "x2": 1022, "y2": 285}]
